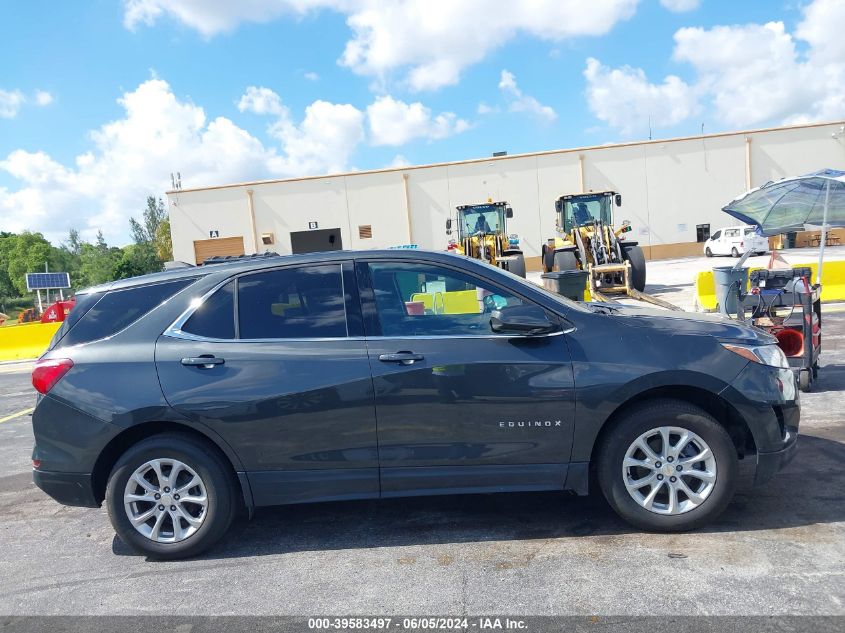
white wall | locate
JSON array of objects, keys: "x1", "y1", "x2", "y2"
[{"x1": 169, "y1": 121, "x2": 845, "y2": 263}]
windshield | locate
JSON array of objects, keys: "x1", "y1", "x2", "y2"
[
  {"x1": 457, "y1": 205, "x2": 504, "y2": 238},
  {"x1": 560, "y1": 194, "x2": 613, "y2": 232}
]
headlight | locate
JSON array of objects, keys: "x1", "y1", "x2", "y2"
[{"x1": 721, "y1": 342, "x2": 789, "y2": 369}]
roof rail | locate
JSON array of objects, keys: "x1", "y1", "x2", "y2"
[{"x1": 201, "y1": 252, "x2": 281, "y2": 266}]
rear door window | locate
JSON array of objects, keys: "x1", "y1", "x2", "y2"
[
  {"x1": 181, "y1": 281, "x2": 235, "y2": 339},
  {"x1": 60, "y1": 279, "x2": 195, "y2": 347},
  {"x1": 237, "y1": 265, "x2": 347, "y2": 339}
]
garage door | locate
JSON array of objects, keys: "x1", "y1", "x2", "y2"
[{"x1": 193, "y1": 236, "x2": 246, "y2": 264}]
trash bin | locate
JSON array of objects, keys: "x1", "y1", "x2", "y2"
[
  {"x1": 712, "y1": 266, "x2": 748, "y2": 315},
  {"x1": 541, "y1": 270, "x2": 589, "y2": 301}
]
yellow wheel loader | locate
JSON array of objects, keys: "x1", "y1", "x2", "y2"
[
  {"x1": 542, "y1": 191, "x2": 677, "y2": 309},
  {"x1": 446, "y1": 201, "x2": 526, "y2": 278}
]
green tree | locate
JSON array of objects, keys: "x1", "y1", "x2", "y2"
[
  {"x1": 6, "y1": 232, "x2": 56, "y2": 296},
  {"x1": 78, "y1": 231, "x2": 121, "y2": 287},
  {"x1": 0, "y1": 233, "x2": 18, "y2": 299},
  {"x1": 155, "y1": 218, "x2": 173, "y2": 261},
  {"x1": 125, "y1": 196, "x2": 166, "y2": 276},
  {"x1": 114, "y1": 243, "x2": 161, "y2": 279}
]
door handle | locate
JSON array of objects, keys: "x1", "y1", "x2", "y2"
[
  {"x1": 181, "y1": 355, "x2": 225, "y2": 369},
  {"x1": 378, "y1": 352, "x2": 424, "y2": 365}
]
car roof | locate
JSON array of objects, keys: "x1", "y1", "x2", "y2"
[{"x1": 77, "y1": 249, "x2": 469, "y2": 295}]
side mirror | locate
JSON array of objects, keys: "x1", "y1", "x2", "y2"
[
  {"x1": 506, "y1": 207, "x2": 514, "y2": 218},
  {"x1": 490, "y1": 305, "x2": 558, "y2": 336},
  {"x1": 615, "y1": 194, "x2": 622, "y2": 207}
]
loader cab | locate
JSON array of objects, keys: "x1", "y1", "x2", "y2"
[
  {"x1": 451, "y1": 202, "x2": 512, "y2": 240},
  {"x1": 556, "y1": 192, "x2": 620, "y2": 233}
]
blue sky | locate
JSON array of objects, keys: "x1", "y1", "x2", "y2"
[{"x1": 1, "y1": 0, "x2": 843, "y2": 244}]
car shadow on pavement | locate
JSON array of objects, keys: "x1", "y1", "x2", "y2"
[{"x1": 111, "y1": 434, "x2": 845, "y2": 561}]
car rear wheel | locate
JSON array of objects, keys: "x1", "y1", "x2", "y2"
[
  {"x1": 731, "y1": 247, "x2": 740, "y2": 258},
  {"x1": 597, "y1": 399, "x2": 737, "y2": 531},
  {"x1": 106, "y1": 433, "x2": 238, "y2": 559}
]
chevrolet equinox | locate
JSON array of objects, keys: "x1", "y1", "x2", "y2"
[{"x1": 31, "y1": 249, "x2": 799, "y2": 559}]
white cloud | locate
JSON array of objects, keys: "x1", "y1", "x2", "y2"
[
  {"x1": 659, "y1": 0, "x2": 700, "y2": 12},
  {"x1": 0, "y1": 79, "x2": 365, "y2": 244},
  {"x1": 366, "y1": 95, "x2": 469, "y2": 146},
  {"x1": 303, "y1": 71, "x2": 320, "y2": 81},
  {"x1": 123, "y1": 0, "x2": 639, "y2": 90},
  {"x1": 585, "y1": 0, "x2": 845, "y2": 134},
  {"x1": 237, "y1": 85, "x2": 287, "y2": 115},
  {"x1": 498, "y1": 70, "x2": 557, "y2": 122},
  {"x1": 386, "y1": 154, "x2": 411, "y2": 168},
  {"x1": 477, "y1": 102, "x2": 496, "y2": 115},
  {"x1": 0, "y1": 89, "x2": 25, "y2": 118},
  {"x1": 583, "y1": 58, "x2": 698, "y2": 135},
  {"x1": 673, "y1": 0, "x2": 845, "y2": 127},
  {"x1": 268, "y1": 99, "x2": 365, "y2": 174},
  {"x1": 0, "y1": 88, "x2": 52, "y2": 118},
  {"x1": 34, "y1": 90, "x2": 54, "y2": 106}
]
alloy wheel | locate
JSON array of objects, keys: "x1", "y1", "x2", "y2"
[
  {"x1": 123, "y1": 458, "x2": 208, "y2": 543},
  {"x1": 622, "y1": 426, "x2": 717, "y2": 515}
]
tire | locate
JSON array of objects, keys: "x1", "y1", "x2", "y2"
[
  {"x1": 799, "y1": 369, "x2": 812, "y2": 392},
  {"x1": 731, "y1": 247, "x2": 740, "y2": 258},
  {"x1": 621, "y1": 245, "x2": 647, "y2": 292},
  {"x1": 705, "y1": 247, "x2": 713, "y2": 258},
  {"x1": 554, "y1": 251, "x2": 578, "y2": 272},
  {"x1": 542, "y1": 246, "x2": 555, "y2": 273},
  {"x1": 506, "y1": 254, "x2": 526, "y2": 278},
  {"x1": 597, "y1": 399, "x2": 738, "y2": 532},
  {"x1": 106, "y1": 433, "x2": 238, "y2": 560}
]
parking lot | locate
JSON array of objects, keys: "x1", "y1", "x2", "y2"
[{"x1": 0, "y1": 260, "x2": 843, "y2": 617}]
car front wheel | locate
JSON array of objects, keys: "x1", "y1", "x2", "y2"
[
  {"x1": 597, "y1": 399, "x2": 737, "y2": 531},
  {"x1": 106, "y1": 433, "x2": 238, "y2": 559}
]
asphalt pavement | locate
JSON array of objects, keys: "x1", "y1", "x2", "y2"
[{"x1": 0, "y1": 317, "x2": 843, "y2": 616}]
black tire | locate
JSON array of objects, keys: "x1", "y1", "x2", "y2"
[
  {"x1": 542, "y1": 245, "x2": 555, "y2": 273},
  {"x1": 731, "y1": 247, "x2": 740, "y2": 258},
  {"x1": 106, "y1": 433, "x2": 238, "y2": 560},
  {"x1": 622, "y1": 245, "x2": 647, "y2": 292},
  {"x1": 597, "y1": 399, "x2": 738, "y2": 532},
  {"x1": 554, "y1": 251, "x2": 578, "y2": 272},
  {"x1": 705, "y1": 247, "x2": 713, "y2": 258},
  {"x1": 506, "y1": 254, "x2": 526, "y2": 278},
  {"x1": 799, "y1": 369, "x2": 812, "y2": 392}
]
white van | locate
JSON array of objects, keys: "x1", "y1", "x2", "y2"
[{"x1": 704, "y1": 226, "x2": 769, "y2": 257}]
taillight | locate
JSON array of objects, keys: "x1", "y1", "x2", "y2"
[{"x1": 32, "y1": 358, "x2": 73, "y2": 395}]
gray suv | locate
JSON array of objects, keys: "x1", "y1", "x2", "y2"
[{"x1": 31, "y1": 250, "x2": 799, "y2": 559}]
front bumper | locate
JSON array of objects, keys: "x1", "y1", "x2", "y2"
[
  {"x1": 33, "y1": 469, "x2": 99, "y2": 508},
  {"x1": 754, "y1": 429, "x2": 799, "y2": 486}
]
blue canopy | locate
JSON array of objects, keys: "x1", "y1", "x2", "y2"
[
  {"x1": 722, "y1": 169, "x2": 845, "y2": 236},
  {"x1": 722, "y1": 169, "x2": 845, "y2": 284}
]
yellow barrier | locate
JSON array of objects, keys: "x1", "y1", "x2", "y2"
[
  {"x1": 694, "y1": 261, "x2": 845, "y2": 311},
  {"x1": 0, "y1": 322, "x2": 61, "y2": 362}
]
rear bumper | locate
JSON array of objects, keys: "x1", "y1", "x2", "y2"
[{"x1": 33, "y1": 469, "x2": 99, "y2": 508}]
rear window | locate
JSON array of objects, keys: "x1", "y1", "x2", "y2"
[
  {"x1": 47, "y1": 290, "x2": 106, "y2": 350},
  {"x1": 59, "y1": 279, "x2": 195, "y2": 347},
  {"x1": 181, "y1": 281, "x2": 235, "y2": 339}
]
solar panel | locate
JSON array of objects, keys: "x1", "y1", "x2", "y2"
[{"x1": 26, "y1": 272, "x2": 71, "y2": 291}]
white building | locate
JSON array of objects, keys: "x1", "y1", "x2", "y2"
[{"x1": 167, "y1": 120, "x2": 845, "y2": 269}]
